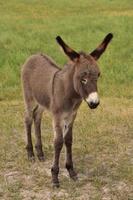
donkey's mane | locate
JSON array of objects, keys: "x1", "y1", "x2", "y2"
[{"x1": 39, "y1": 53, "x2": 61, "y2": 70}]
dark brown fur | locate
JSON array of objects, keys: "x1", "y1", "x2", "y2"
[{"x1": 21, "y1": 33, "x2": 113, "y2": 187}]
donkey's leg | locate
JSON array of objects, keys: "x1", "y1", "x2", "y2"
[
  {"x1": 51, "y1": 118, "x2": 63, "y2": 187},
  {"x1": 33, "y1": 105, "x2": 45, "y2": 161},
  {"x1": 64, "y1": 126, "x2": 77, "y2": 181},
  {"x1": 23, "y1": 81, "x2": 36, "y2": 161},
  {"x1": 25, "y1": 109, "x2": 34, "y2": 161}
]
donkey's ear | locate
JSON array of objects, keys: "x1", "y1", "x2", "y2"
[
  {"x1": 56, "y1": 36, "x2": 80, "y2": 61},
  {"x1": 90, "y1": 33, "x2": 113, "y2": 60}
]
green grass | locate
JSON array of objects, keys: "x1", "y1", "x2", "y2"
[
  {"x1": 0, "y1": 0, "x2": 133, "y2": 199},
  {"x1": 0, "y1": 0, "x2": 133, "y2": 100}
]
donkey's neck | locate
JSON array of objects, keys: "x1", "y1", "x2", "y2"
[
  {"x1": 60, "y1": 64, "x2": 80, "y2": 99},
  {"x1": 52, "y1": 63, "x2": 82, "y2": 113}
]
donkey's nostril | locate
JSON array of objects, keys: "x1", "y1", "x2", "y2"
[{"x1": 89, "y1": 101, "x2": 99, "y2": 109}]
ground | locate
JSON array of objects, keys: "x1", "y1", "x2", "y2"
[{"x1": 0, "y1": 98, "x2": 133, "y2": 199}]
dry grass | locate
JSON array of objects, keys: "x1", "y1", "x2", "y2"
[{"x1": 0, "y1": 98, "x2": 132, "y2": 200}]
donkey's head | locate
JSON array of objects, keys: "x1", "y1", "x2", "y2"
[{"x1": 56, "y1": 33, "x2": 113, "y2": 109}]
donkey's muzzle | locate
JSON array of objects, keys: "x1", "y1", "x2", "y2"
[
  {"x1": 85, "y1": 92, "x2": 100, "y2": 109},
  {"x1": 88, "y1": 101, "x2": 100, "y2": 109}
]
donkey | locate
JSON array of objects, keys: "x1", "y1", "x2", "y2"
[{"x1": 21, "y1": 33, "x2": 113, "y2": 187}]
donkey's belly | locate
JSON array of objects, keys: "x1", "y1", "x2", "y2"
[{"x1": 34, "y1": 92, "x2": 51, "y2": 109}]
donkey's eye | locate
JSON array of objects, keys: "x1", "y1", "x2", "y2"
[
  {"x1": 81, "y1": 78, "x2": 88, "y2": 84},
  {"x1": 83, "y1": 71, "x2": 88, "y2": 76},
  {"x1": 98, "y1": 72, "x2": 100, "y2": 77}
]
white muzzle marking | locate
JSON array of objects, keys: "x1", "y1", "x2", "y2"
[{"x1": 86, "y1": 92, "x2": 99, "y2": 104}]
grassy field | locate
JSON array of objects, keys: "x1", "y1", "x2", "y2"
[{"x1": 0, "y1": 0, "x2": 133, "y2": 199}]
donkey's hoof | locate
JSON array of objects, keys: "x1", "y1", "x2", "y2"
[
  {"x1": 28, "y1": 155, "x2": 35, "y2": 162},
  {"x1": 37, "y1": 155, "x2": 45, "y2": 162},
  {"x1": 69, "y1": 170, "x2": 78, "y2": 181},
  {"x1": 27, "y1": 152, "x2": 35, "y2": 162},
  {"x1": 52, "y1": 182, "x2": 60, "y2": 188},
  {"x1": 26, "y1": 146, "x2": 35, "y2": 162},
  {"x1": 70, "y1": 174, "x2": 78, "y2": 181}
]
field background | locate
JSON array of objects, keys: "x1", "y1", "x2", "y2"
[{"x1": 0, "y1": 0, "x2": 133, "y2": 199}]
